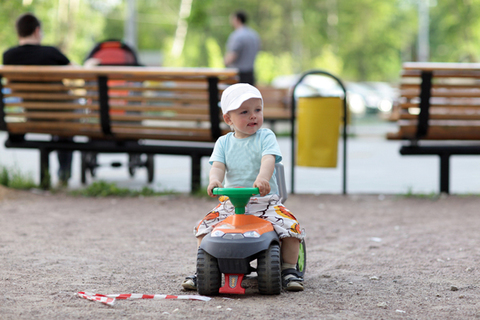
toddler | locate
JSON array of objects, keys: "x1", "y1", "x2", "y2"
[{"x1": 182, "y1": 83, "x2": 304, "y2": 292}]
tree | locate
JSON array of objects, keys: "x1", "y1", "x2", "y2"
[
  {"x1": 429, "y1": 0, "x2": 480, "y2": 62},
  {"x1": 2, "y1": 0, "x2": 480, "y2": 84}
]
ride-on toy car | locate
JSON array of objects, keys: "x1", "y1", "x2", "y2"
[{"x1": 196, "y1": 187, "x2": 306, "y2": 295}]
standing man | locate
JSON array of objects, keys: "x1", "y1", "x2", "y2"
[
  {"x1": 3, "y1": 13, "x2": 73, "y2": 187},
  {"x1": 224, "y1": 10, "x2": 261, "y2": 85}
]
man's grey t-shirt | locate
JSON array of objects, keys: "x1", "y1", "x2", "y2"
[{"x1": 226, "y1": 26, "x2": 260, "y2": 72}]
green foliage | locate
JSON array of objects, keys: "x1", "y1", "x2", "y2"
[
  {"x1": 312, "y1": 46, "x2": 343, "y2": 76},
  {"x1": 205, "y1": 38, "x2": 224, "y2": 68},
  {"x1": 429, "y1": 0, "x2": 480, "y2": 62},
  {"x1": 0, "y1": 165, "x2": 37, "y2": 190},
  {"x1": 2, "y1": 0, "x2": 480, "y2": 82},
  {"x1": 71, "y1": 180, "x2": 174, "y2": 197},
  {"x1": 0, "y1": 167, "x2": 9, "y2": 186},
  {"x1": 191, "y1": 186, "x2": 211, "y2": 199},
  {"x1": 255, "y1": 51, "x2": 295, "y2": 85},
  {"x1": 402, "y1": 186, "x2": 439, "y2": 199}
]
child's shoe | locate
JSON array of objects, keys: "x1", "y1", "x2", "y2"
[
  {"x1": 181, "y1": 274, "x2": 197, "y2": 291},
  {"x1": 282, "y1": 269, "x2": 304, "y2": 292}
]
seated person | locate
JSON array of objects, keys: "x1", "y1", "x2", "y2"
[{"x1": 3, "y1": 13, "x2": 73, "y2": 186}]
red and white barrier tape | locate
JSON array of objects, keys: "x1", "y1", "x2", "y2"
[{"x1": 77, "y1": 292, "x2": 211, "y2": 306}]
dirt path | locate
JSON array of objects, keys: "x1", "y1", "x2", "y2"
[{"x1": 1, "y1": 187, "x2": 479, "y2": 319}]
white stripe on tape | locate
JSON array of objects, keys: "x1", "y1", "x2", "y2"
[{"x1": 77, "y1": 292, "x2": 211, "y2": 306}]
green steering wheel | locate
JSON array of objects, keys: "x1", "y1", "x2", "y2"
[{"x1": 212, "y1": 187, "x2": 259, "y2": 214}]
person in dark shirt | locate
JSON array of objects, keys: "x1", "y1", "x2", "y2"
[
  {"x1": 3, "y1": 13, "x2": 71, "y2": 66},
  {"x1": 3, "y1": 13, "x2": 73, "y2": 186}
]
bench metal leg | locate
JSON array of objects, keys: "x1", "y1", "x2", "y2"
[
  {"x1": 40, "y1": 148, "x2": 51, "y2": 189},
  {"x1": 191, "y1": 154, "x2": 201, "y2": 193},
  {"x1": 439, "y1": 153, "x2": 450, "y2": 194}
]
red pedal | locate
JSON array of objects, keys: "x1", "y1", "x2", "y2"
[{"x1": 219, "y1": 274, "x2": 245, "y2": 294}]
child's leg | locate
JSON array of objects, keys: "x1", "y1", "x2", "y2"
[
  {"x1": 182, "y1": 235, "x2": 206, "y2": 291},
  {"x1": 281, "y1": 237, "x2": 300, "y2": 265},
  {"x1": 281, "y1": 237, "x2": 304, "y2": 292},
  {"x1": 196, "y1": 235, "x2": 205, "y2": 248},
  {"x1": 247, "y1": 195, "x2": 304, "y2": 291}
]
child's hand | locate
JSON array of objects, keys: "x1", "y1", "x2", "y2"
[
  {"x1": 254, "y1": 178, "x2": 271, "y2": 197},
  {"x1": 207, "y1": 180, "x2": 223, "y2": 197}
]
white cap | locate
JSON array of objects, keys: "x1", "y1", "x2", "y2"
[{"x1": 220, "y1": 83, "x2": 263, "y2": 114}]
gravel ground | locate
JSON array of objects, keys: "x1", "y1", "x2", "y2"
[{"x1": 1, "y1": 186, "x2": 480, "y2": 319}]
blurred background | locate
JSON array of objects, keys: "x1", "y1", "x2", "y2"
[
  {"x1": 2, "y1": 0, "x2": 479, "y2": 123},
  {"x1": 3, "y1": 0, "x2": 480, "y2": 193}
]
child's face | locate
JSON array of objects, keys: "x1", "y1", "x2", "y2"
[{"x1": 223, "y1": 98, "x2": 263, "y2": 139}]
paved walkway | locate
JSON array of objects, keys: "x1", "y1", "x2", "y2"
[{"x1": 1, "y1": 119, "x2": 480, "y2": 194}]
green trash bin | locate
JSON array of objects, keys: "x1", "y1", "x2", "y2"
[{"x1": 297, "y1": 96, "x2": 342, "y2": 167}]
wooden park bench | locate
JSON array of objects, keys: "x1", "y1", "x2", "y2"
[
  {"x1": 387, "y1": 62, "x2": 480, "y2": 193},
  {"x1": 0, "y1": 65, "x2": 237, "y2": 192},
  {"x1": 257, "y1": 86, "x2": 291, "y2": 127}
]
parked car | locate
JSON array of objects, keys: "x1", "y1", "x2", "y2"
[
  {"x1": 271, "y1": 74, "x2": 398, "y2": 117},
  {"x1": 271, "y1": 74, "x2": 366, "y2": 116},
  {"x1": 361, "y1": 81, "x2": 399, "y2": 113}
]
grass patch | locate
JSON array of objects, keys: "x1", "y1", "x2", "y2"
[
  {"x1": 0, "y1": 165, "x2": 38, "y2": 190},
  {"x1": 191, "y1": 186, "x2": 211, "y2": 198},
  {"x1": 274, "y1": 130, "x2": 291, "y2": 138},
  {"x1": 70, "y1": 180, "x2": 176, "y2": 197},
  {"x1": 400, "y1": 187, "x2": 439, "y2": 199}
]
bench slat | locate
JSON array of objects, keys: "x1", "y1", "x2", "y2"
[
  {"x1": 6, "y1": 111, "x2": 211, "y2": 122},
  {"x1": 6, "y1": 121, "x2": 224, "y2": 140},
  {"x1": 5, "y1": 92, "x2": 210, "y2": 104},
  {"x1": 399, "y1": 105, "x2": 480, "y2": 112},
  {"x1": 390, "y1": 125, "x2": 480, "y2": 140},
  {"x1": 4, "y1": 102, "x2": 99, "y2": 110},
  {"x1": 7, "y1": 121, "x2": 100, "y2": 132},
  {"x1": 257, "y1": 87, "x2": 290, "y2": 121},
  {"x1": 401, "y1": 91, "x2": 480, "y2": 99},
  {"x1": 107, "y1": 95, "x2": 209, "y2": 103},
  {"x1": 402, "y1": 72, "x2": 480, "y2": 78},
  {"x1": 108, "y1": 104, "x2": 211, "y2": 114},
  {"x1": 110, "y1": 114, "x2": 209, "y2": 122},
  {"x1": 263, "y1": 109, "x2": 291, "y2": 120},
  {"x1": 6, "y1": 83, "x2": 96, "y2": 91},
  {"x1": 401, "y1": 83, "x2": 480, "y2": 90},
  {"x1": 4, "y1": 102, "x2": 213, "y2": 115},
  {"x1": 5, "y1": 92, "x2": 89, "y2": 101},
  {"x1": 398, "y1": 114, "x2": 480, "y2": 120},
  {"x1": 6, "y1": 112, "x2": 99, "y2": 121}
]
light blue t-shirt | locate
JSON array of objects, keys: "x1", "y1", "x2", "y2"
[{"x1": 209, "y1": 128, "x2": 282, "y2": 195}]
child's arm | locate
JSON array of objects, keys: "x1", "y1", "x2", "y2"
[
  {"x1": 254, "y1": 155, "x2": 276, "y2": 196},
  {"x1": 207, "y1": 161, "x2": 226, "y2": 197}
]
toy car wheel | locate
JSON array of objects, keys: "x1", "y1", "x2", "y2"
[
  {"x1": 196, "y1": 248, "x2": 221, "y2": 296},
  {"x1": 146, "y1": 154, "x2": 154, "y2": 183},
  {"x1": 257, "y1": 243, "x2": 281, "y2": 295},
  {"x1": 297, "y1": 238, "x2": 306, "y2": 277}
]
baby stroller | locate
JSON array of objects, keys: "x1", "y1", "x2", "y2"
[
  {"x1": 80, "y1": 40, "x2": 155, "y2": 184},
  {"x1": 85, "y1": 40, "x2": 140, "y2": 66}
]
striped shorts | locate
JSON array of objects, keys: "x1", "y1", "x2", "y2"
[{"x1": 194, "y1": 194, "x2": 304, "y2": 240}]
